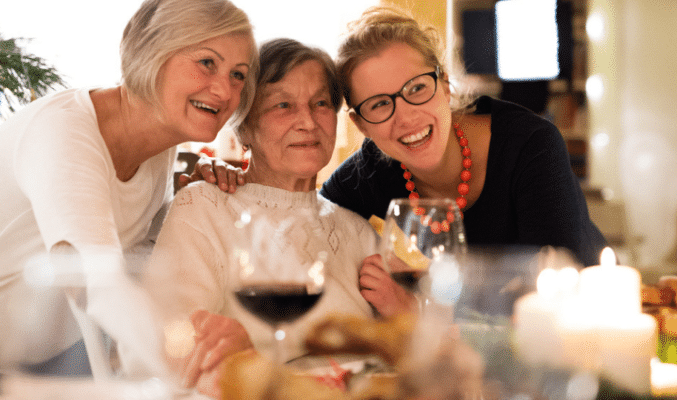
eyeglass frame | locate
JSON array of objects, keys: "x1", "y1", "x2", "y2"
[{"x1": 351, "y1": 66, "x2": 440, "y2": 124}]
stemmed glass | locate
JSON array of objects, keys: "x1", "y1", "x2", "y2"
[
  {"x1": 230, "y1": 209, "x2": 326, "y2": 363},
  {"x1": 380, "y1": 198, "x2": 467, "y2": 316}
]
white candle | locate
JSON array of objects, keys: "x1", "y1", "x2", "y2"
[
  {"x1": 597, "y1": 314, "x2": 657, "y2": 394},
  {"x1": 556, "y1": 297, "x2": 600, "y2": 371},
  {"x1": 578, "y1": 247, "x2": 642, "y2": 316},
  {"x1": 576, "y1": 247, "x2": 656, "y2": 395},
  {"x1": 513, "y1": 291, "x2": 563, "y2": 365},
  {"x1": 513, "y1": 267, "x2": 580, "y2": 367}
]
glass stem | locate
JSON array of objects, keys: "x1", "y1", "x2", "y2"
[{"x1": 273, "y1": 324, "x2": 285, "y2": 364}]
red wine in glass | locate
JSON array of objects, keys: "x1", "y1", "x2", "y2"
[
  {"x1": 390, "y1": 270, "x2": 428, "y2": 292},
  {"x1": 235, "y1": 283, "x2": 323, "y2": 325}
]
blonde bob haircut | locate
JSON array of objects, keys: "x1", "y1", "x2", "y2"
[
  {"x1": 120, "y1": 0, "x2": 258, "y2": 125},
  {"x1": 336, "y1": 5, "x2": 471, "y2": 111}
]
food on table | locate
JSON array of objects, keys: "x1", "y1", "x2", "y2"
[
  {"x1": 220, "y1": 313, "x2": 486, "y2": 400},
  {"x1": 219, "y1": 350, "x2": 352, "y2": 400},
  {"x1": 641, "y1": 276, "x2": 677, "y2": 364},
  {"x1": 305, "y1": 313, "x2": 416, "y2": 365}
]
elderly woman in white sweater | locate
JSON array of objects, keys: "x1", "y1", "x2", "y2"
[{"x1": 143, "y1": 38, "x2": 379, "y2": 394}]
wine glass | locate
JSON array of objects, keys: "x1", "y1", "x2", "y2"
[
  {"x1": 380, "y1": 198, "x2": 467, "y2": 316},
  {"x1": 230, "y1": 209, "x2": 326, "y2": 363}
]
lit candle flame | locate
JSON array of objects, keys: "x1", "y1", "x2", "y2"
[{"x1": 600, "y1": 247, "x2": 616, "y2": 267}]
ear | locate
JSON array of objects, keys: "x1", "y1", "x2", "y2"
[
  {"x1": 440, "y1": 71, "x2": 452, "y2": 103},
  {"x1": 237, "y1": 126, "x2": 253, "y2": 150},
  {"x1": 348, "y1": 110, "x2": 372, "y2": 138}
]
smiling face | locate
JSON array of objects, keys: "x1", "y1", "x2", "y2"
[
  {"x1": 242, "y1": 60, "x2": 337, "y2": 191},
  {"x1": 349, "y1": 42, "x2": 452, "y2": 172},
  {"x1": 157, "y1": 33, "x2": 252, "y2": 144}
]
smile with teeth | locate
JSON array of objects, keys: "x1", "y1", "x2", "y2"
[
  {"x1": 190, "y1": 100, "x2": 219, "y2": 114},
  {"x1": 400, "y1": 127, "x2": 431, "y2": 145}
]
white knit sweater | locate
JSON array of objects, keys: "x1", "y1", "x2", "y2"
[{"x1": 144, "y1": 182, "x2": 378, "y2": 361}]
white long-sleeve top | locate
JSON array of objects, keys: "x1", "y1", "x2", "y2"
[
  {"x1": 0, "y1": 88, "x2": 175, "y2": 374},
  {"x1": 144, "y1": 182, "x2": 378, "y2": 362}
]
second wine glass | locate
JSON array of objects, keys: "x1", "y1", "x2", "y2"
[
  {"x1": 381, "y1": 198, "x2": 467, "y2": 315},
  {"x1": 230, "y1": 209, "x2": 326, "y2": 363}
]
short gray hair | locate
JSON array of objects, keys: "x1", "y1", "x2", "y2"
[
  {"x1": 234, "y1": 38, "x2": 342, "y2": 141},
  {"x1": 120, "y1": 0, "x2": 258, "y2": 125}
]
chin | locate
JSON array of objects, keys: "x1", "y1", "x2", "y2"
[{"x1": 188, "y1": 129, "x2": 220, "y2": 144}]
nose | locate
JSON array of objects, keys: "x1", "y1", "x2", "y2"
[
  {"x1": 295, "y1": 105, "x2": 318, "y2": 131},
  {"x1": 393, "y1": 96, "x2": 417, "y2": 126},
  {"x1": 209, "y1": 75, "x2": 232, "y2": 102}
]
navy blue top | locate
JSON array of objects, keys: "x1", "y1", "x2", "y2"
[{"x1": 321, "y1": 96, "x2": 607, "y2": 266}]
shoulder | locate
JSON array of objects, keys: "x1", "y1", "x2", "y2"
[
  {"x1": 173, "y1": 181, "x2": 228, "y2": 210},
  {"x1": 317, "y1": 193, "x2": 373, "y2": 232},
  {"x1": 28, "y1": 88, "x2": 97, "y2": 127},
  {"x1": 325, "y1": 139, "x2": 393, "y2": 182},
  {"x1": 321, "y1": 139, "x2": 404, "y2": 219},
  {"x1": 480, "y1": 96, "x2": 564, "y2": 154},
  {"x1": 489, "y1": 97, "x2": 557, "y2": 134},
  {"x1": 16, "y1": 89, "x2": 102, "y2": 154},
  {"x1": 162, "y1": 181, "x2": 236, "y2": 236}
]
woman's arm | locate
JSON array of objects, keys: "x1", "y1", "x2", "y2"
[{"x1": 15, "y1": 109, "x2": 170, "y2": 377}]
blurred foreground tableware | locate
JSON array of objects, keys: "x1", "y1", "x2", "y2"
[{"x1": 0, "y1": 374, "x2": 189, "y2": 400}]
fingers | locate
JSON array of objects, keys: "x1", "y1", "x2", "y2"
[
  {"x1": 182, "y1": 157, "x2": 246, "y2": 193},
  {"x1": 182, "y1": 311, "x2": 253, "y2": 388},
  {"x1": 359, "y1": 270, "x2": 385, "y2": 291},
  {"x1": 359, "y1": 262, "x2": 417, "y2": 317},
  {"x1": 211, "y1": 159, "x2": 231, "y2": 192},
  {"x1": 361, "y1": 253, "x2": 383, "y2": 267},
  {"x1": 182, "y1": 337, "x2": 211, "y2": 388},
  {"x1": 215, "y1": 164, "x2": 246, "y2": 194},
  {"x1": 193, "y1": 361, "x2": 225, "y2": 399},
  {"x1": 201, "y1": 337, "x2": 228, "y2": 371},
  {"x1": 194, "y1": 158, "x2": 218, "y2": 185},
  {"x1": 359, "y1": 261, "x2": 391, "y2": 291},
  {"x1": 177, "y1": 173, "x2": 193, "y2": 190},
  {"x1": 190, "y1": 309, "x2": 211, "y2": 339}
]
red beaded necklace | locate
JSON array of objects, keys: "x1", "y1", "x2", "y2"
[{"x1": 401, "y1": 122, "x2": 472, "y2": 219}]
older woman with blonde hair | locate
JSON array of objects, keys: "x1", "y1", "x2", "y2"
[{"x1": 0, "y1": 0, "x2": 257, "y2": 379}]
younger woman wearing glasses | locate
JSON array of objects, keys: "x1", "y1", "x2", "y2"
[{"x1": 319, "y1": 6, "x2": 607, "y2": 269}]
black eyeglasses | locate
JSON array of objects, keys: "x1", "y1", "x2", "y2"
[{"x1": 352, "y1": 67, "x2": 440, "y2": 124}]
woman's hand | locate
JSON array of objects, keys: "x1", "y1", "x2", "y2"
[
  {"x1": 358, "y1": 254, "x2": 417, "y2": 318},
  {"x1": 181, "y1": 310, "x2": 254, "y2": 390},
  {"x1": 177, "y1": 157, "x2": 246, "y2": 193}
]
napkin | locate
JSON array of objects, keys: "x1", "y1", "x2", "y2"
[{"x1": 369, "y1": 216, "x2": 430, "y2": 270}]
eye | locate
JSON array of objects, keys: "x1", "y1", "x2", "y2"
[
  {"x1": 231, "y1": 70, "x2": 246, "y2": 81},
  {"x1": 409, "y1": 82, "x2": 428, "y2": 94},
  {"x1": 370, "y1": 98, "x2": 391, "y2": 111},
  {"x1": 199, "y1": 58, "x2": 216, "y2": 69},
  {"x1": 275, "y1": 102, "x2": 291, "y2": 109},
  {"x1": 315, "y1": 99, "x2": 331, "y2": 108}
]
